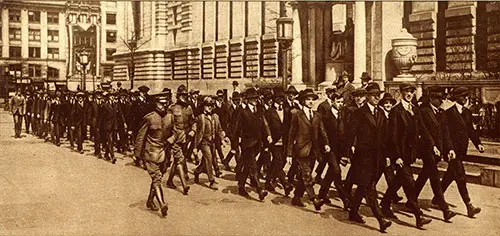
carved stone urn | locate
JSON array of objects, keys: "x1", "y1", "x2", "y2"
[{"x1": 391, "y1": 28, "x2": 417, "y2": 81}]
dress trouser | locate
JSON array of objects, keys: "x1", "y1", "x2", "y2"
[
  {"x1": 237, "y1": 145, "x2": 263, "y2": 193},
  {"x1": 414, "y1": 150, "x2": 449, "y2": 210},
  {"x1": 440, "y1": 155, "x2": 471, "y2": 204},
  {"x1": 195, "y1": 140, "x2": 216, "y2": 182},
  {"x1": 381, "y1": 165, "x2": 422, "y2": 216},
  {"x1": 318, "y1": 151, "x2": 351, "y2": 202},
  {"x1": 24, "y1": 114, "x2": 31, "y2": 134},
  {"x1": 13, "y1": 113, "x2": 23, "y2": 137},
  {"x1": 266, "y1": 145, "x2": 287, "y2": 187},
  {"x1": 293, "y1": 156, "x2": 317, "y2": 200}
]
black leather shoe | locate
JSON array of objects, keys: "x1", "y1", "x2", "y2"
[
  {"x1": 160, "y1": 204, "x2": 168, "y2": 217},
  {"x1": 416, "y1": 215, "x2": 432, "y2": 229},
  {"x1": 349, "y1": 212, "x2": 366, "y2": 224},
  {"x1": 291, "y1": 197, "x2": 305, "y2": 207},
  {"x1": 313, "y1": 198, "x2": 325, "y2": 211},
  {"x1": 166, "y1": 182, "x2": 176, "y2": 189},
  {"x1": 259, "y1": 191, "x2": 268, "y2": 201},
  {"x1": 238, "y1": 187, "x2": 250, "y2": 198},
  {"x1": 183, "y1": 186, "x2": 190, "y2": 195},
  {"x1": 342, "y1": 198, "x2": 351, "y2": 211},
  {"x1": 466, "y1": 203, "x2": 481, "y2": 218},
  {"x1": 443, "y1": 210, "x2": 457, "y2": 222},
  {"x1": 209, "y1": 181, "x2": 219, "y2": 190},
  {"x1": 382, "y1": 207, "x2": 398, "y2": 219},
  {"x1": 378, "y1": 218, "x2": 392, "y2": 232}
]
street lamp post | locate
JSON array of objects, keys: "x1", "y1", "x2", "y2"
[
  {"x1": 276, "y1": 16, "x2": 294, "y2": 89},
  {"x1": 78, "y1": 50, "x2": 90, "y2": 91},
  {"x1": 128, "y1": 39, "x2": 137, "y2": 90}
]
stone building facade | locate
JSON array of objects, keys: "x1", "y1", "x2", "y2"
[
  {"x1": 111, "y1": 1, "x2": 500, "y2": 102},
  {"x1": 0, "y1": 0, "x2": 120, "y2": 95}
]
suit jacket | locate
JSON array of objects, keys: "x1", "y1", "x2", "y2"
[
  {"x1": 318, "y1": 101, "x2": 347, "y2": 157},
  {"x1": 338, "y1": 82, "x2": 355, "y2": 106},
  {"x1": 389, "y1": 102, "x2": 434, "y2": 165},
  {"x1": 231, "y1": 106, "x2": 271, "y2": 150},
  {"x1": 50, "y1": 99, "x2": 63, "y2": 124},
  {"x1": 71, "y1": 102, "x2": 85, "y2": 126},
  {"x1": 194, "y1": 113, "x2": 224, "y2": 148},
  {"x1": 349, "y1": 104, "x2": 386, "y2": 185},
  {"x1": 25, "y1": 96, "x2": 33, "y2": 116},
  {"x1": 214, "y1": 102, "x2": 230, "y2": 136},
  {"x1": 101, "y1": 102, "x2": 118, "y2": 131},
  {"x1": 10, "y1": 95, "x2": 25, "y2": 115},
  {"x1": 419, "y1": 105, "x2": 449, "y2": 159},
  {"x1": 265, "y1": 106, "x2": 288, "y2": 147},
  {"x1": 286, "y1": 108, "x2": 329, "y2": 159},
  {"x1": 443, "y1": 105, "x2": 482, "y2": 155}
]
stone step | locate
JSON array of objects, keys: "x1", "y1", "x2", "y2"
[{"x1": 411, "y1": 159, "x2": 500, "y2": 188}]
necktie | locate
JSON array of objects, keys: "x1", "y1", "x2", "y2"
[
  {"x1": 309, "y1": 110, "x2": 313, "y2": 120},
  {"x1": 408, "y1": 105, "x2": 414, "y2": 116}
]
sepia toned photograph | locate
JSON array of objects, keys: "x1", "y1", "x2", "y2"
[{"x1": 0, "y1": 0, "x2": 499, "y2": 235}]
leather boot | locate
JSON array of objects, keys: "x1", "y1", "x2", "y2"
[
  {"x1": 177, "y1": 165, "x2": 190, "y2": 195},
  {"x1": 146, "y1": 184, "x2": 159, "y2": 211},
  {"x1": 378, "y1": 218, "x2": 392, "y2": 232},
  {"x1": 416, "y1": 214, "x2": 432, "y2": 229},
  {"x1": 153, "y1": 186, "x2": 168, "y2": 217},
  {"x1": 443, "y1": 209, "x2": 457, "y2": 222}
]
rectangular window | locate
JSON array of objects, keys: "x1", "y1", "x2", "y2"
[
  {"x1": 106, "y1": 31, "x2": 117, "y2": 43},
  {"x1": 106, "y1": 48, "x2": 116, "y2": 61},
  {"x1": 28, "y1": 65, "x2": 42, "y2": 77},
  {"x1": 47, "y1": 12, "x2": 59, "y2": 24},
  {"x1": 29, "y1": 29, "x2": 41, "y2": 41},
  {"x1": 9, "y1": 46, "x2": 21, "y2": 57},
  {"x1": 48, "y1": 48, "x2": 59, "y2": 59},
  {"x1": 28, "y1": 47, "x2": 41, "y2": 58},
  {"x1": 9, "y1": 10, "x2": 21, "y2": 22},
  {"x1": 28, "y1": 11, "x2": 41, "y2": 23},
  {"x1": 48, "y1": 67, "x2": 59, "y2": 79},
  {"x1": 48, "y1": 30, "x2": 59, "y2": 42},
  {"x1": 106, "y1": 13, "x2": 116, "y2": 25},
  {"x1": 9, "y1": 28, "x2": 21, "y2": 40}
]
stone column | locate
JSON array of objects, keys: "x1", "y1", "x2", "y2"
[
  {"x1": 445, "y1": 1, "x2": 477, "y2": 72},
  {"x1": 408, "y1": 2, "x2": 438, "y2": 74},
  {"x1": 291, "y1": 5, "x2": 305, "y2": 90},
  {"x1": 21, "y1": 9, "x2": 29, "y2": 58},
  {"x1": 2, "y1": 9, "x2": 9, "y2": 58},
  {"x1": 41, "y1": 11, "x2": 48, "y2": 60},
  {"x1": 353, "y1": 1, "x2": 366, "y2": 87},
  {"x1": 320, "y1": 3, "x2": 335, "y2": 88}
]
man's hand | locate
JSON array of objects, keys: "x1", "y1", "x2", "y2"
[
  {"x1": 286, "y1": 156, "x2": 293, "y2": 165},
  {"x1": 188, "y1": 130, "x2": 195, "y2": 137},
  {"x1": 324, "y1": 145, "x2": 331, "y2": 153},
  {"x1": 71, "y1": 126, "x2": 76, "y2": 130},
  {"x1": 230, "y1": 149, "x2": 237, "y2": 154},
  {"x1": 448, "y1": 150, "x2": 456, "y2": 160},
  {"x1": 478, "y1": 144, "x2": 485, "y2": 153},
  {"x1": 267, "y1": 136, "x2": 272, "y2": 144},
  {"x1": 351, "y1": 146, "x2": 355, "y2": 154},
  {"x1": 395, "y1": 158, "x2": 404, "y2": 168},
  {"x1": 433, "y1": 146, "x2": 441, "y2": 157},
  {"x1": 385, "y1": 157, "x2": 391, "y2": 168}
]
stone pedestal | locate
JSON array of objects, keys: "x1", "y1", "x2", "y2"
[{"x1": 319, "y1": 61, "x2": 345, "y2": 88}]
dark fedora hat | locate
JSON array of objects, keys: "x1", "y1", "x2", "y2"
[
  {"x1": 450, "y1": 86, "x2": 469, "y2": 98},
  {"x1": 273, "y1": 87, "x2": 285, "y2": 98},
  {"x1": 177, "y1": 84, "x2": 188, "y2": 95},
  {"x1": 380, "y1": 92, "x2": 396, "y2": 105},
  {"x1": 232, "y1": 91, "x2": 241, "y2": 100},
  {"x1": 152, "y1": 91, "x2": 171, "y2": 103},
  {"x1": 351, "y1": 87, "x2": 367, "y2": 97},
  {"x1": 286, "y1": 86, "x2": 299, "y2": 95},
  {"x1": 202, "y1": 96, "x2": 216, "y2": 107},
  {"x1": 190, "y1": 88, "x2": 200, "y2": 95},
  {"x1": 138, "y1": 85, "x2": 150, "y2": 93},
  {"x1": 298, "y1": 89, "x2": 319, "y2": 101},
  {"x1": 365, "y1": 82, "x2": 382, "y2": 95},
  {"x1": 399, "y1": 82, "x2": 417, "y2": 92},
  {"x1": 216, "y1": 89, "x2": 224, "y2": 97},
  {"x1": 325, "y1": 86, "x2": 337, "y2": 94},
  {"x1": 162, "y1": 88, "x2": 172, "y2": 93},
  {"x1": 245, "y1": 87, "x2": 259, "y2": 99},
  {"x1": 360, "y1": 72, "x2": 372, "y2": 81}
]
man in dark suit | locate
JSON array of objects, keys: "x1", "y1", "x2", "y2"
[
  {"x1": 71, "y1": 92, "x2": 86, "y2": 154},
  {"x1": 336, "y1": 71, "x2": 355, "y2": 106},
  {"x1": 316, "y1": 88, "x2": 352, "y2": 210},
  {"x1": 50, "y1": 90, "x2": 64, "y2": 146},
  {"x1": 100, "y1": 92, "x2": 118, "y2": 164},
  {"x1": 286, "y1": 89, "x2": 328, "y2": 210},
  {"x1": 414, "y1": 86, "x2": 457, "y2": 222},
  {"x1": 221, "y1": 91, "x2": 242, "y2": 170},
  {"x1": 132, "y1": 85, "x2": 152, "y2": 167},
  {"x1": 231, "y1": 88, "x2": 270, "y2": 201},
  {"x1": 10, "y1": 88, "x2": 25, "y2": 138},
  {"x1": 314, "y1": 86, "x2": 337, "y2": 183},
  {"x1": 380, "y1": 83, "x2": 434, "y2": 229},
  {"x1": 440, "y1": 87, "x2": 484, "y2": 218},
  {"x1": 212, "y1": 90, "x2": 228, "y2": 177},
  {"x1": 264, "y1": 87, "x2": 293, "y2": 196},
  {"x1": 24, "y1": 91, "x2": 33, "y2": 134},
  {"x1": 347, "y1": 83, "x2": 391, "y2": 232}
]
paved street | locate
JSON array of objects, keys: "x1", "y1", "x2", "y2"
[{"x1": 1, "y1": 110, "x2": 500, "y2": 236}]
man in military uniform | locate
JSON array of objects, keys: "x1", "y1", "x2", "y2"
[
  {"x1": 10, "y1": 88, "x2": 26, "y2": 138},
  {"x1": 193, "y1": 96, "x2": 227, "y2": 190},
  {"x1": 135, "y1": 91, "x2": 175, "y2": 218},
  {"x1": 165, "y1": 85, "x2": 195, "y2": 195}
]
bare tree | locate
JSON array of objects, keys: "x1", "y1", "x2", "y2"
[{"x1": 120, "y1": 32, "x2": 150, "y2": 90}]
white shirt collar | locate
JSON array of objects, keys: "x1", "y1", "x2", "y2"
[
  {"x1": 331, "y1": 106, "x2": 339, "y2": 118},
  {"x1": 430, "y1": 104, "x2": 439, "y2": 114},
  {"x1": 248, "y1": 103, "x2": 255, "y2": 113},
  {"x1": 456, "y1": 103, "x2": 464, "y2": 114},
  {"x1": 401, "y1": 99, "x2": 412, "y2": 111},
  {"x1": 367, "y1": 102, "x2": 376, "y2": 114}
]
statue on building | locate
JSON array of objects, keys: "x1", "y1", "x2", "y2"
[{"x1": 330, "y1": 17, "x2": 354, "y2": 61}]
